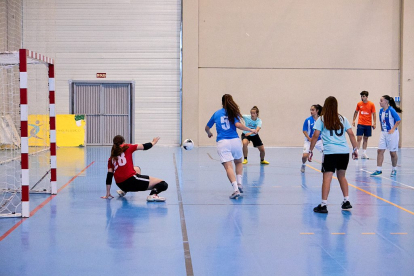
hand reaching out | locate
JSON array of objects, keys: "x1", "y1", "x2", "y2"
[{"x1": 152, "y1": 137, "x2": 160, "y2": 145}]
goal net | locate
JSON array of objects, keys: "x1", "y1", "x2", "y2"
[{"x1": 0, "y1": 49, "x2": 56, "y2": 218}]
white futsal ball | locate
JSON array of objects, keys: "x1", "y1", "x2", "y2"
[{"x1": 183, "y1": 139, "x2": 194, "y2": 150}]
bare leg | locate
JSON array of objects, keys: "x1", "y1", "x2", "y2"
[
  {"x1": 147, "y1": 176, "x2": 164, "y2": 190},
  {"x1": 257, "y1": 145, "x2": 265, "y2": 160},
  {"x1": 322, "y1": 172, "x2": 333, "y2": 200},
  {"x1": 242, "y1": 139, "x2": 249, "y2": 159},
  {"x1": 377, "y1": 149, "x2": 385, "y2": 167},
  {"x1": 222, "y1": 161, "x2": 236, "y2": 183},
  {"x1": 235, "y1": 158, "x2": 243, "y2": 175},
  {"x1": 357, "y1": 136, "x2": 362, "y2": 149},
  {"x1": 362, "y1": 136, "x2": 369, "y2": 150},
  {"x1": 336, "y1": 170, "x2": 349, "y2": 197},
  {"x1": 302, "y1": 153, "x2": 308, "y2": 164},
  {"x1": 390, "y1": 151, "x2": 398, "y2": 167}
]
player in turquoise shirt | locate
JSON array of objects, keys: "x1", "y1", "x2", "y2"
[
  {"x1": 241, "y1": 106, "x2": 269, "y2": 165},
  {"x1": 308, "y1": 96, "x2": 358, "y2": 214},
  {"x1": 314, "y1": 115, "x2": 352, "y2": 155}
]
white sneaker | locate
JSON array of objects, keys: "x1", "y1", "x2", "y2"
[
  {"x1": 301, "y1": 164, "x2": 306, "y2": 173},
  {"x1": 229, "y1": 190, "x2": 241, "y2": 199},
  {"x1": 117, "y1": 190, "x2": 126, "y2": 197},
  {"x1": 361, "y1": 153, "x2": 369, "y2": 159},
  {"x1": 147, "y1": 194, "x2": 166, "y2": 202}
]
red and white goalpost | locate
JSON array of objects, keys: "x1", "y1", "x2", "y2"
[{"x1": 0, "y1": 49, "x2": 57, "y2": 218}]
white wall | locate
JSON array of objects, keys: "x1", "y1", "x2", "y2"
[
  {"x1": 23, "y1": 0, "x2": 181, "y2": 145},
  {"x1": 184, "y1": 0, "x2": 404, "y2": 147}
]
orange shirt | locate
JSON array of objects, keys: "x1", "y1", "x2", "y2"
[{"x1": 355, "y1": 101, "x2": 376, "y2": 126}]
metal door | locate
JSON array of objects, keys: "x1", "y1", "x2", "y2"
[{"x1": 71, "y1": 82, "x2": 133, "y2": 145}]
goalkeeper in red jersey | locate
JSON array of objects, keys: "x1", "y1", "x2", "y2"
[{"x1": 102, "y1": 135, "x2": 168, "y2": 202}]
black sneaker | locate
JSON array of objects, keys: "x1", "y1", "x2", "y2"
[
  {"x1": 313, "y1": 204, "x2": 328, "y2": 213},
  {"x1": 341, "y1": 201, "x2": 352, "y2": 210}
]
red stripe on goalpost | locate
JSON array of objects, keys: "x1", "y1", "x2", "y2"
[
  {"x1": 20, "y1": 122, "x2": 28, "y2": 137},
  {"x1": 50, "y1": 117, "x2": 56, "y2": 131},
  {"x1": 20, "y1": 88, "x2": 27, "y2": 104}
]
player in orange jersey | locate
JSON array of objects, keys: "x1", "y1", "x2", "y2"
[{"x1": 352, "y1": 91, "x2": 376, "y2": 159}]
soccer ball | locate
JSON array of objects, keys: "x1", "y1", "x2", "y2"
[{"x1": 183, "y1": 139, "x2": 194, "y2": 150}]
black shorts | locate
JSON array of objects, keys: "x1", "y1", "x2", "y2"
[
  {"x1": 356, "y1": 124, "x2": 372, "y2": 137},
  {"x1": 321, "y1": 154, "x2": 349, "y2": 173},
  {"x1": 241, "y1": 133, "x2": 263, "y2": 147},
  {"x1": 117, "y1": 174, "x2": 150, "y2": 192}
]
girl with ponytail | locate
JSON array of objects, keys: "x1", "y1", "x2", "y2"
[
  {"x1": 301, "y1": 104, "x2": 323, "y2": 173},
  {"x1": 205, "y1": 94, "x2": 257, "y2": 199},
  {"x1": 371, "y1": 95, "x2": 402, "y2": 177},
  {"x1": 241, "y1": 106, "x2": 270, "y2": 165},
  {"x1": 308, "y1": 96, "x2": 359, "y2": 213},
  {"x1": 103, "y1": 135, "x2": 169, "y2": 202}
]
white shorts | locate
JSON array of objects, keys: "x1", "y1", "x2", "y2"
[
  {"x1": 303, "y1": 140, "x2": 323, "y2": 154},
  {"x1": 216, "y1": 138, "x2": 243, "y2": 163},
  {"x1": 378, "y1": 131, "x2": 399, "y2": 152}
]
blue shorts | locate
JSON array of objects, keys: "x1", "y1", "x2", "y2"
[{"x1": 356, "y1": 124, "x2": 372, "y2": 137}]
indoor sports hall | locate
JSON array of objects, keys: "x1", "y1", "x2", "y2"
[{"x1": 1, "y1": 1, "x2": 414, "y2": 276}]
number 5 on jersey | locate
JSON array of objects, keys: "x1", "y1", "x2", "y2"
[{"x1": 221, "y1": 116, "x2": 230, "y2": 130}]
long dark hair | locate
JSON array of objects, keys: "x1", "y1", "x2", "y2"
[
  {"x1": 222, "y1": 94, "x2": 242, "y2": 124},
  {"x1": 383, "y1": 95, "x2": 402, "y2": 113},
  {"x1": 312, "y1": 104, "x2": 322, "y2": 116},
  {"x1": 111, "y1": 135, "x2": 129, "y2": 161},
  {"x1": 321, "y1": 96, "x2": 343, "y2": 130}
]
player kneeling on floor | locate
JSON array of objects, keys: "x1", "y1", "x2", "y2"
[{"x1": 102, "y1": 135, "x2": 168, "y2": 202}]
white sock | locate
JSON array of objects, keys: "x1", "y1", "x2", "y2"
[
  {"x1": 377, "y1": 166, "x2": 382, "y2": 172},
  {"x1": 392, "y1": 167, "x2": 397, "y2": 171},
  {"x1": 363, "y1": 150, "x2": 367, "y2": 154},
  {"x1": 231, "y1": 181, "x2": 238, "y2": 192},
  {"x1": 236, "y1": 175, "x2": 242, "y2": 186},
  {"x1": 321, "y1": 200, "x2": 327, "y2": 206},
  {"x1": 344, "y1": 196, "x2": 349, "y2": 202}
]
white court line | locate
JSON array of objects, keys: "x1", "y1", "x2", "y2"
[{"x1": 360, "y1": 169, "x2": 414, "y2": 190}]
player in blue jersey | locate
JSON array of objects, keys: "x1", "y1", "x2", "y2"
[
  {"x1": 301, "y1": 104, "x2": 323, "y2": 173},
  {"x1": 241, "y1": 106, "x2": 269, "y2": 165},
  {"x1": 370, "y1": 95, "x2": 402, "y2": 177},
  {"x1": 308, "y1": 96, "x2": 358, "y2": 213},
  {"x1": 205, "y1": 94, "x2": 257, "y2": 199}
]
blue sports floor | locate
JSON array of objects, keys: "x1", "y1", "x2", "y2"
[{"x1": 0, "y1": 146, "x2": 413, "y2": 276}]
